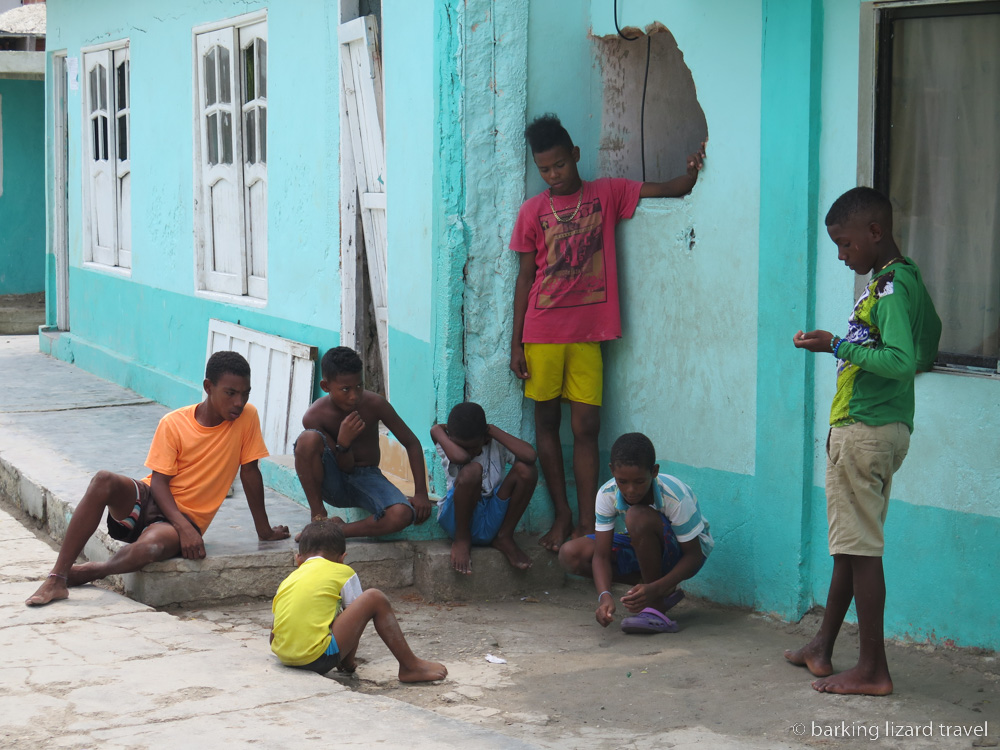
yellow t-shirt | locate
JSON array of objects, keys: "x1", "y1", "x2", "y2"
[
  {"x1": 140, "y1": 403, "x2": 269, "y2": 533},
  {"x1": 271, "y1": 557, "x2": 361, "y2": 666}
]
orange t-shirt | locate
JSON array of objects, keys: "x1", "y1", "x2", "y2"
[{"x1": 140, "y1": 403, "x2": 269, "y2": 533}]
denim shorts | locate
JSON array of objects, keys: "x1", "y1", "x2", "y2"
[
  {"x1": 296, "y1": 429, "x2": 414, "y2": 522},
  {"x1": 588, "y1": 515, "x2": 683, "y2": 578},
  {"x1": 437, "y1": 488, "x2": 508, "y2": 545}
]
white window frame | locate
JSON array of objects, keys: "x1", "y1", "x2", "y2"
[
  {"x1": 81, "y1": 40, "x2": 131, "y2": 273},
  {"x1": 192, "y1": 11, "x2": 268, "y2": 304}
]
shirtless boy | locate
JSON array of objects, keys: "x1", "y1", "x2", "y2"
[
  {"x1": 293, "y1": 346, "x2": 431, "y2": 537},
  {"x1": 25, "y1": 351, "x2": 290, "y2": 606}
]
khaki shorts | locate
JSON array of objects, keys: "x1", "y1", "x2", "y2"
[
  {"x1": 826, "y1": 421, "x2": 910, "y2": 557},
  {"x1": 523, "y1": 342, "x2": 603, "y2": 406}
]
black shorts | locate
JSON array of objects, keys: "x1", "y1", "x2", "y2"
[{"x1": 106, "y1": 479, "x2": 197, "y2": 543}]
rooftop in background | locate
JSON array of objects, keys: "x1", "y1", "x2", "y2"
[
  {"x1": 0, "y1": 2, "x2": 44, "y2": 76},
  {"x1": 0, "y1": 3, "x2": 46, "y2": 36}
]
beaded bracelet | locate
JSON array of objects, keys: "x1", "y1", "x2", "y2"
[{"x1": 833, "y1": 337, "x2": 846, "y2": 359}]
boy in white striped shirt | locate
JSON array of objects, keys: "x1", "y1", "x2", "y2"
[{"x1": 559, "y1": 433, "x2": 713, "y2": 633}]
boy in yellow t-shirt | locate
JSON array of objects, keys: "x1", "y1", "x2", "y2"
[
  {"x1": 25, "y1": 351, "x2": 290, "y2": 607},
  {"x1": 271, "y1": 520, "x2": 447, "y2": 682}
]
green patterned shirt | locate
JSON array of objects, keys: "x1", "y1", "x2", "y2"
[{"x1": 830, "y1": 258, "x2": 941, "y2": 432}]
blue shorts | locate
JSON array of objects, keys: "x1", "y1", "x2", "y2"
[
  {"x1": 295, "y1": 429, "x2": 414, "y2": 522},
  {"x1": 589, "y1": 515, "x2": 682, "y2": 578},
  {"x1": 437, "y1": 488, "x2": 508, "y2": 545}
]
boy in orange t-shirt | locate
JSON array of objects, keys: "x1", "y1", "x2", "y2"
[{"x1": 25, "y1": 351, "x2": 290, "y2": 606}]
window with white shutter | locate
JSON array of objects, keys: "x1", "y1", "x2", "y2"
[
  {"x1": 194, "y1": 13, "x2": 268, "y2": 301},
  {"x1": 82, "y1": 42, "x2": 130, "y2": 270}
]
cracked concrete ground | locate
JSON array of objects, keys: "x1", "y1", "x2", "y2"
[
  {"x1": 167, "y1": 580, "x2": 999, "y2": 750},
  {"x1": 0, "y1": 506, "x2": 533, "y2": 750}
]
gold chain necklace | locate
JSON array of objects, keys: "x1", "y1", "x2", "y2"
[
  {"x1": 877, "y1": 256, "x2": 903, "y2": 273},
  {"x1": 549, "y1": 186, "x2": 583, "y2": 224}
]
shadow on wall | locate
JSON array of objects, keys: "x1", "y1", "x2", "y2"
[{"x1": 594, "y1": 23, "x2": 708, "y2": 182}]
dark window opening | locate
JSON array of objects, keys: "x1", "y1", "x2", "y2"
[{"x1": 875, "y1": 1, "x2": 1000, "y2": 371}]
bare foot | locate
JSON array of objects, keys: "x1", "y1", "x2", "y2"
[
  {"x1": 398, "y1": 658, "x2": 448, "y2": 683},
  {"x1": 784, "y1": 642, "x2": 834, "y2": 677},
  {"x1": 25, "y1": 574, "x2": 69, "y2": 606},
  {"x1": 450, "y1": 539, "x2": 473, "y2": 575},
  {"x1": 338, "y1": 657, "x2": 357, "y2": 674},
  {"x1": 812, "y1": 665, "x2": 893, "y2": 696},
  {"x1": 538, "y1": 513, "x2": 574, "y2": 552},
  {"x1": 492, "y1": 535, "x2": 532, "y2": 570}
]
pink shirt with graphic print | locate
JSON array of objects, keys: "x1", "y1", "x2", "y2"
[{"x1": 510, "y1": 177, "x2": 642, "y2": 343}]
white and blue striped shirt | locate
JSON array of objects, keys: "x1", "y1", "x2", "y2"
[{"x1": 594, "y1": 473, "x2": 714, "y2": 559}]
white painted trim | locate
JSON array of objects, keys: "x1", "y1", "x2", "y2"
[
  {"x1": 53, "y1": 52, "x2": 70, "y2": 331},
  {"x1": 80, "y1": 39, "x2": 131, "y2": 55},
  {"x1": 193, "y1": 288, "x2": 269, "y2": 308},
  {"x1": 192, "y1": 9, "x2": 267, "y2": 36},
  {"x1": 81, "y1": 261, "x2": 132, "y2": 279}
]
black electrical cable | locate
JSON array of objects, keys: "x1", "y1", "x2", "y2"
[{"x1": 613, "y1": 0, "x2": 651, "y2": 181}]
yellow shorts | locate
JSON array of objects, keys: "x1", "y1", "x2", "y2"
[{"x1": 523, "y1": 342, "x2": 603, "y2": 406}]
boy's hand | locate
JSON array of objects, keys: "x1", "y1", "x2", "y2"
[
  {"x1": 259, "y1": 525, "x2": 290, "y2": 541},
  {"x1": 596, "y1": 596, "x2": 616, "y2": 627},
  {"x1": 510, "y1": 347, "x2": 529, "y2": 380},
  {"x1": 411, "y1": 491, "x2": 432, "y2": 524},
  {"x1": 686, "y1": 141, "x2": 706, "y2": 178},
  {"x1": 621, "y1": 583, "x2": 654, "y2": 613},
  {"x1": 337, "y1": 411, "x2": 366, "y2": 447},
  {"x1": 793, "y1": 329, "x2": 834, "y2": 353},
  {"x1": 178, "y1": 524, "x2": 206, "y2": 560}
]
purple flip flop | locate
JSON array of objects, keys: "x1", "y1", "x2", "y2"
[
  {"x1": 620, "y1": 607, "x2": 679, "y2": 634},
  {"x1": 661, "y1": 589, "x2": 685, "y2": 612}
]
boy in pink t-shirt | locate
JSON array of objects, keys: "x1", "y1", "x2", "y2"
[{"x1": 509, "y1": 114, "x2": 705, "y2": 552}]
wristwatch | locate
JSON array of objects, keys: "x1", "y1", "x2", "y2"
[{"x1": 335, "y1": 442, "x2": 351, "y2": 454}]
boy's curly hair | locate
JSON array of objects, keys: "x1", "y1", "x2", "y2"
[
  {"x1": 447, "y1": 402, "x2": 488, "y2": 442},
  {"x1": 321, "y1": 346, "x2": 363, "y2": 380},
  {"x1": 297, "y1": 520, "x2": 347, "y2": 558},
  {"x1": 825, "y1": 186, "x2": 893, "y2": 229},
  {"x1": 205, "y1": 351, "x2": 251, "y2": 384},
  {"x1": 610, "y1": 432, "x2": 657, "y2": 470},
  {"x1": 524, "y1": 113, "x2": 574, "y2": 154}
]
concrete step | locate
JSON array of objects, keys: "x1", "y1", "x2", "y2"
[
  {"x1": 0, "y1": 293, "x2": 45, "y2": 335},
  {"x1": 0, "y1": 336, "x2": 567, "y2": 608}
]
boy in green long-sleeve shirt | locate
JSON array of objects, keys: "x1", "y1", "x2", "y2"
[{"x1": 786, "y1": 187, "x2": 941, "y2": 696}]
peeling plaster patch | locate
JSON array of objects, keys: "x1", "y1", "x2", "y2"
[{"x1": 594, "y1": 24, "x2": 708, "y2": 183}]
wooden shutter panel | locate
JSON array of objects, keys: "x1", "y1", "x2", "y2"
[
  {"x1": 196, "y1": 27, "x2": 247, "y2": 295},
  {"x1": 84, "y1": 49, "x2": 117, "y2": 266},
  {"x1": 339, "y1": 15, "x2": 389, "y2": 380}
]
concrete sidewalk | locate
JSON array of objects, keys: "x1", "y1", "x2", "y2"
[{"x1": 0, "y1": 504, "x2": 535, "y2": 749}]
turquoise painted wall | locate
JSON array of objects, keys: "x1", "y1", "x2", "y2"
[
  {"x1": 44, "y1": 0, "x2": 343, "y2": 407},
  {"x1": 383, "y1": 0, "x2": 439, "y2": 455},
  {"x1": 0, "y1": 79, "x2": 45, "y2": 295}
]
